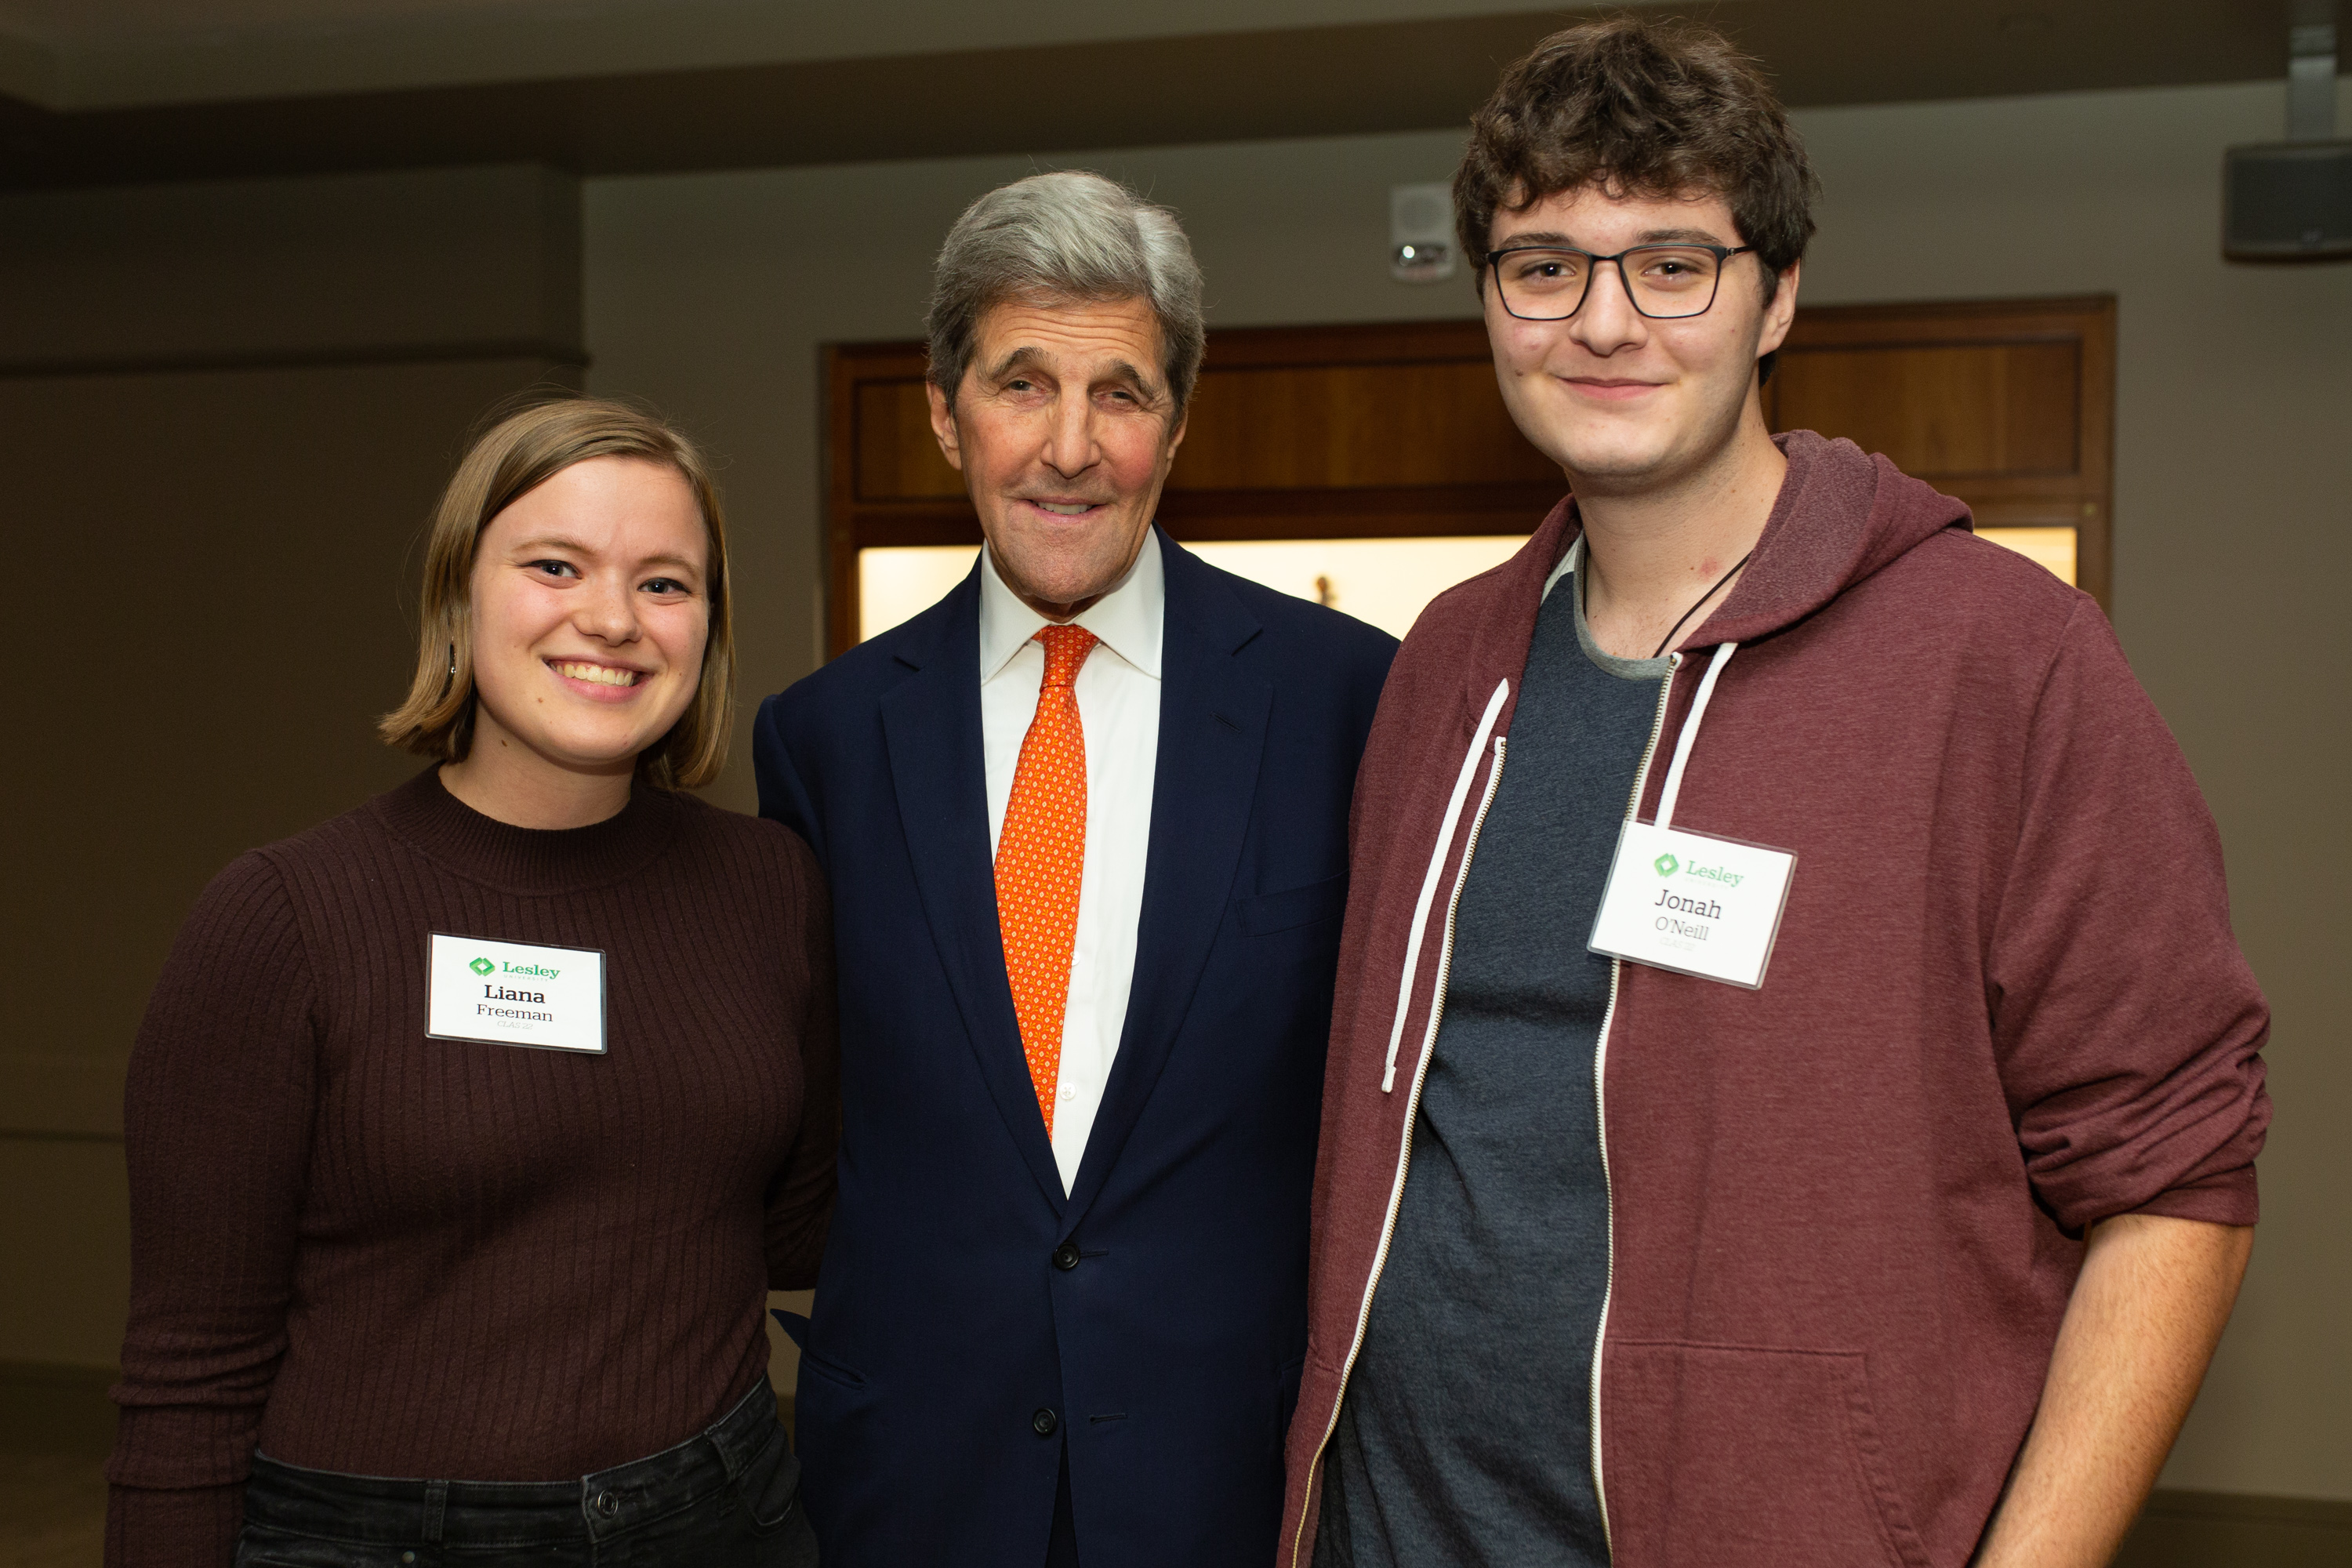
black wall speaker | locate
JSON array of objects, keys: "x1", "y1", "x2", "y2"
[{"x1": 2223, "y1": 140, "x2": 2352, "y2": 260}]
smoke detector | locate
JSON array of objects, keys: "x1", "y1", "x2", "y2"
[{"x1": 1391, "y1": 183, "x2": 1457, "y2": 283}]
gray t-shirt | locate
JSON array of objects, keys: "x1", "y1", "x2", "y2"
[{"x1": 1317, "y1": 560, "x2": 1666, "y2": 1568}]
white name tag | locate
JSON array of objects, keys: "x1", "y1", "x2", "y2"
[
  {"x1": 1589, "y1": 821, "x2": 1795, "y2": 989},
  {"x1": 426, "y1": 933, "x2": 607, "y2": 1054}
]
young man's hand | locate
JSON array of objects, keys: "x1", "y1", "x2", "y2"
[{"x1": 1973, "y1": 1214, "x2": 2253, "y2": 1567}]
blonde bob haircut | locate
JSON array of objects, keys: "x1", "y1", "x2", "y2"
[{"x1": 379, "y1": 396, "x2": 734, "y2": 790}]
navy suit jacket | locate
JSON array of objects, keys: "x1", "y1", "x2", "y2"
[{"x1": 753, "y1": 532, "x2": 1395, "y2": 1566}]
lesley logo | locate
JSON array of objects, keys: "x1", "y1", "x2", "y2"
[
  {"x1": 1653, "y1": 848, "x2": 1745, "y2": 889},
  {"x1": 468, "y1": 953, "x2": 561, "y2": 980}
]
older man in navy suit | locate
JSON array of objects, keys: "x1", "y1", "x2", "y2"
[{"x1": 754, "y1": 171, "x2": 1396, "y2": 1566}]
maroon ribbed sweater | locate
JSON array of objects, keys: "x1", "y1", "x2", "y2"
[{"x1": 104, "y1": 768, "x2": 838, "y2": 1566}]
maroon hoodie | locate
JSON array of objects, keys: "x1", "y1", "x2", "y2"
[{"x1": 1281, "y1": 432, "x2": 2269, "y2": 1567}]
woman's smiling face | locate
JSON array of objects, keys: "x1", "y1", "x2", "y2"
[{"x1": 464, "y1": 455, "x2": 710, "y2": 784}]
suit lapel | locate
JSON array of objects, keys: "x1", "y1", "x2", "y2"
[
  {"x1": 879, "y1": 568, "x2": 1066, "y2": 1214},
  {"x1": 1065, "y1": 535, "x2": 1270, "y2": 1224}
]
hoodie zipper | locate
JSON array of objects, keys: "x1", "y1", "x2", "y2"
[
  {"x1": 1289, "y1": 733, "x2": 1508, "y2": 1568},
  {"x1": 1587, "y1": 649, "x2": 1682, "y2": 1552}
]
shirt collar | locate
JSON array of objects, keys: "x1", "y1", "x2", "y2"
[
  {"x1": 978, "y1": 529, "x2": 1166, "y2": 683},
  {"x1": 1541, "y1": 533, "x2": 1583, "y2": 602}
]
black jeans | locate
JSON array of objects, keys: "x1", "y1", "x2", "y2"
[{"x1": 235, "y1": 1377, "x2": 816, "y2": 1566}]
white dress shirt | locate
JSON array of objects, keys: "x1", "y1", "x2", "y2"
[{"x1": 979, "y1": 532, "x2": 1163, "y2": 1193}]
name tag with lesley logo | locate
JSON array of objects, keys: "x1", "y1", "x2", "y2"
[
  {"x1": 1587, "y1": 641, "x2": 1795, "y2": 989},
  {"x1": 426, "y1": 934, "x2": 607, "y2": 1054},
  {"x1": 1588, "y1": 822, "x2": 1795, "y2": 989}
]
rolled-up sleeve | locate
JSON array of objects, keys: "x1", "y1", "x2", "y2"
[{"x1": 1987, "y1": 601, "x2": 2269, "y2": 1232}]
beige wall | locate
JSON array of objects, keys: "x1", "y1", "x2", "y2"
[
  {"x1": 0, "y1": 165, "x2": 580, "y2": 370},
  {"x1": 582, "y1": 78, "x2": 2350, "y2": 1499}
]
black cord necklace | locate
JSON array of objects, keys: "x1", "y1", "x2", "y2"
[{"x1": 1649, "y1": 550, "x2": 1754, "y2": 659}]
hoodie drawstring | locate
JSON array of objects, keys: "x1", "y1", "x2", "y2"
[
  {"x1": 1653, "y1": 642, "x2": 1738, "y2": 832},
  {"x1": 1378, "y1": 643, "x2": 1737, "y2": 1095},
  {"x1": 1382, "y1": 678, "x2": 1511, "y2": 1093}
]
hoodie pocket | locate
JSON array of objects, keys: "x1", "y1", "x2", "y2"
[{"x1": 1606, "y1": 1340, "x2": 1929, "y2": 1568}]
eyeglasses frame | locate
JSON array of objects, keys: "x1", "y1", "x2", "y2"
[{"x1": 1483, "y1": 242, "x2": 1761, "y2": 322}]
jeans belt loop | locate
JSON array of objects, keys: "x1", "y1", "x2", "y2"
[
  {"x1": 423, "y1": 1479, "x2": 448, "y2": 1543},
  {"x1": 708, "y1": 1399, "x2": 750, "y2": 1483}
]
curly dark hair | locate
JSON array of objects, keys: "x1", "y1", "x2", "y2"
[{"x1": 1455, "y1": 15, "x2": 1818, "y2": 372}]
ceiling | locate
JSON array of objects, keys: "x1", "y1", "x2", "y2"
[
  {"x1": 0, "y1": 0, "x2": 1624, "y2": 106},
  {"x1": 0, "y1": 0, "x2": 2311, "y2": 191},
  {"x1": 0, "y1": 0, "x2": 518, "y2": 37}
]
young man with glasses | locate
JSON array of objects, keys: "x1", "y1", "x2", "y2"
[{"x1": 1282, "y1": 18, "x2": 2269, "y2": 1568}]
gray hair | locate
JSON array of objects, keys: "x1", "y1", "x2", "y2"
[{"x1": 926, "y1": 170, "x2": 1207, "y2": 417}]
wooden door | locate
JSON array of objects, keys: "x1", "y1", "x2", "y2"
[
  {"x1": 1765, "y1": 296, "x2": 2114, "y2": 607},
  {"x1": 826, "y1": 298, "x2": 2115, "y2": 655}
]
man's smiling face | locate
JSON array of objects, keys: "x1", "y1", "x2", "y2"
[
  {"x1": 1483, "y1": 182, "x2": 1795, "y2": 499},
  {"x1": 928, "y1": 293, "x2": 1186, "y2": 619}
]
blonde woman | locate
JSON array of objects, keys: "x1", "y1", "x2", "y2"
[{"x1": 106, "y1": 397, "x2": 832, "y2": 1566}]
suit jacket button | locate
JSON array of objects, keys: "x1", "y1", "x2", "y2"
[
  {"x1": 1051, "y1": 1242, "x2": 1081, "y2": 1271},
  {"x1": 1032, "y1": 1407, "x2": 1060, "y2": 1437}
]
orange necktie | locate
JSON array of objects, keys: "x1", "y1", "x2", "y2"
[{"x1": 996, "y1": 624, "x2": 1098, "y2": 1135}]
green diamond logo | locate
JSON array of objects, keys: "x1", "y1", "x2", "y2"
[
  {"x1": 470, "y1": 956, "x2": 495, "y2": 976},
  {"x1": 1653, "y1": 852, "x2": 1680, "y2": 877}
]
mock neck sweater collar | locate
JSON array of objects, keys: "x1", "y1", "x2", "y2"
[{"x1": 371, "y1": 767, "x2": 682, "y2": 895}]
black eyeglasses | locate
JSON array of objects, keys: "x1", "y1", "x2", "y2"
[{"x1": 1484, "y1": 243, "x2": 1758, "y2": 321}]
